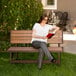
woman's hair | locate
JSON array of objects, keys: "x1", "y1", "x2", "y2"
[{"x1": 38, "y1": 14, "x2": 49, "y2": 23}]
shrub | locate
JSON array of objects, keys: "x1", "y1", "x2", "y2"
[{"x1": 0, "y1": 0, "x2": 43, "y2": 51}]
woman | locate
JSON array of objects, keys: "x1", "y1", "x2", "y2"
[{"x1": 31, "y1": 15, "x2": 59, "y2": 69}]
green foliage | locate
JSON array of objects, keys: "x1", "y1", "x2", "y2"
[
  {"x1": 0, "y1": 41, "x2": 11, "y2": 51},
  {"x1": 0, "y1": 0, "x2": 43, "y2": 30},
  {"x1": 0, "y1": 0, "x2": 43, "y2": 51}
]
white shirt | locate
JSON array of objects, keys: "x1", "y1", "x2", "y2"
[{"x1": 31, "y1": 23, "x2": 55, "y2": 43}]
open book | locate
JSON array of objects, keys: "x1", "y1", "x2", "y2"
[{"x1": 46, "y1": 33, "x2": 55, "y2": 39}]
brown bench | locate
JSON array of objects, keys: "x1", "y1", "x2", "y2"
[{"x1": 7, "y1": 30, "x2": 63, "y2": 65}]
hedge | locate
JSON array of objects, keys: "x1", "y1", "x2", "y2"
[{"x1": 0, "y1": 0, "x2": 43, "y2": 51}]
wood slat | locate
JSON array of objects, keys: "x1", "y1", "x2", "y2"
[
  {"x1": 11, "y1": 40, "x2": 31, "y2": 43},
  {"x1": 10, "y1": 60, "x2": 50, "y2": 63},
  {"x1": 10, "y1": 60, "x2": 59, "y2": 64},
  {"x1": 11, "y1": 34, "x2": 32, "y2": 36},
  {"x1": 11, "y1": 30, "x2": 32, "y2": 33},
  {"x1": 11, "y1": 36, "x2": 32, "y2": 40},
  {"x1": 8, "y1": 47, "x2": 63, "y2": 52}
]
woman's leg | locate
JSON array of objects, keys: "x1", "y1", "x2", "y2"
[
  {"x1": 38, "y1": 48, "x2": 44, "y2": 69},
  {"x1": 32, "y1": 41, "x2": 41, "y2": 49},
  {"x1": 40, "y1": 42, "x2": 54, "y2": 61},
  {"x1": 32, "y1": 41, "x2": 55, "y2": 67},
  {"x1": 32, "y1": 41, "x2": 44, "y2": 69}
]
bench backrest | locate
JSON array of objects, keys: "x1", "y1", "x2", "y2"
[{"x1": 10, "y1": 30, "x2": 63, "y2": 44}]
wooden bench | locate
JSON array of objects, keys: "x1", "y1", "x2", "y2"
[{"x1": 7, "y1": 30, "x2": 63, "y2": 65}]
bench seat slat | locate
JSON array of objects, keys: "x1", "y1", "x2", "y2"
[{"x1": 8, "y1": 47, "x2": 63, "y2": 52}]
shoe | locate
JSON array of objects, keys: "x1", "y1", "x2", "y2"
[{"x1": 51, "y1": 59, "x2": 57, "y2": 64}]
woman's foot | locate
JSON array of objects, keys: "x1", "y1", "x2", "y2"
[{"x1": 51, "y1": 59, "x2": 57, "y2": 64}]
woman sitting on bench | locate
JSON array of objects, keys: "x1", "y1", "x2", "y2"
[{"x1": 31, "y1": 15, "x2": 59, "y2": 68}]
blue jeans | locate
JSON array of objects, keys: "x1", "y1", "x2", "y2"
[{"x1": 32, "y1": 41, "x2": 54, "y2": 68}]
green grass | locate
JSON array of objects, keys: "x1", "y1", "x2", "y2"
[{"x1": 0, "y1": 52, "x2": 76, "y2": 76}]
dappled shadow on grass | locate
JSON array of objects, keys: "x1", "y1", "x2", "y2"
[{"x1": 0, "y1": 52, "x2": 76, "y2": 76}]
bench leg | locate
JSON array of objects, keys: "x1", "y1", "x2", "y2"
[
  {"x1": 57, "y1": 52, "x2": 61, "y2": 64},
  {"x1": 10, "y1": 52, "x2": 19, "y2": 63},
  {"x1": 38, "y1": 49, "x2": 44, "y2": 69},
  {"x1": 15, "y1": 52, "x2": 19, "y2": 60},
  {"x1": 10, "y1": 52, "x2": 14, "y2": 63}
]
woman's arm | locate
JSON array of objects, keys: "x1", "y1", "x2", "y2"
[{"x1": 52, "y1": 26, "x2": 60, "y2": 33}]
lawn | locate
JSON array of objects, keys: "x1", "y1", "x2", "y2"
[{"x1": 0, "y1": 52, "x2": 76, "y2": 76}]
